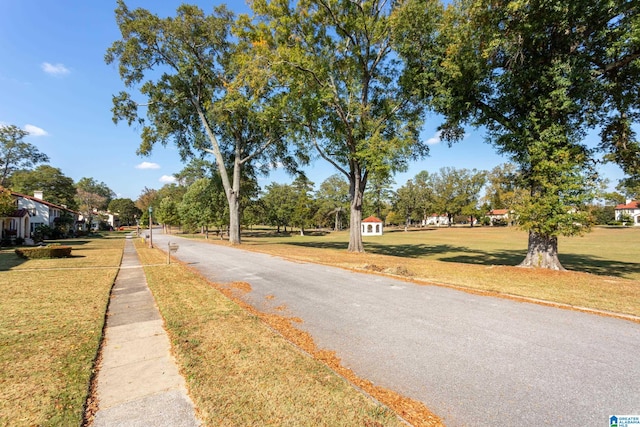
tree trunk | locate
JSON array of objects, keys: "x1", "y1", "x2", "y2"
[
  {"x1": 228, "y1": 190, "x2": 241, "y2": 245},
  {"x1": 227, "y1": 155, "x2": 242, "y2": 245},
  {"x1": 348, "y1": 190, "x2": 364, "y2": 252},
  {"x1": 519, "y1": 231, "x2": 565, "y2": 270}
]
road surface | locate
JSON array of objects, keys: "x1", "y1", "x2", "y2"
[{"x1": 152, "y1": 232, "x2": 640, "y2": 426}]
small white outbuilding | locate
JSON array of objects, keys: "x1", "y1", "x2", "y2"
[{"x1": 361, "y1": 215, "x2": 383, "y2": 236}]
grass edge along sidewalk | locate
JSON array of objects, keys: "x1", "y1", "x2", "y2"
[
  {"x1": 0, "y1": 236, "x2": 122, "y2": 426},
  {"x1": 134, "y1": 239, "x2": 442, "y2": 427}
]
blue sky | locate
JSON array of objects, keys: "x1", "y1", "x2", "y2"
[{"x1": 0, "y1": 1, "x2": 626, "y2": 201}]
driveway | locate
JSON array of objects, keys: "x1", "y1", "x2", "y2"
[{"x1": 152, "y1": 232, "x2": 640, "y2": 426}]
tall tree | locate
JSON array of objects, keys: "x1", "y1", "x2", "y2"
[
  {"x1": 315, "y1": 174, "x2": 350, "y2": 231},
  {"x1": 0, "y1": 125, "x2": 49, "y2": 187},
  {"x1": 179, "y1": 177, "x2": 228, "y2": 236},
  {"x1": 431, "y1": 167, "x2": 486, "y2": 227},
  {"x1": 136, "y1": 187, "x2": 158, "y2": 213},
  {"x1": 482, "y1": 163, "x2": 526, "y2": 212},
  {"x1": 157, "y1": 196, "x2": 180, "y2": 233},
  {"x1": 398, "y1": 0, "x2": 639, "y2": 269},
  {"x1": 393, "y1": 178, "x2": 422, "y2": 230},
  {"x1": 365, "y1": 174, "x2": 395, "y2": 220},
  {"x1": 106, "y1": 2, "x2": 298, "y2": 245},
  {"x1": 252, "y1": 0, "x2": 441, "y2": 252},
  {"x1": 290, "y1": 175, "x2": 316, "y2": 235},
  {"x1": 262, "y1": 182, "x2": 295, "y2": 233},
  {"x1": 75, "y1": 177, "x2": 114, "y2": 210},
  {"x1": 75, "y1": 177, "x2": 115, "y2": 231},
  {"x1": 108, "y1": 198, "x2": 141, "y2": 226},
  {"x1": 9, "y1": 165, "x2": 77, "y2": 209}
]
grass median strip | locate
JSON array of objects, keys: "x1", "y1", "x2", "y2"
[
  {"x1": 134, "y1": 240, "x2": 441, "y2": 426},
  {"x1": 224, "y1": 227, "x2": 640, "y2": 318},
  {"x1": 0, "y1": 235, "x2": 123, "y2": 426}
]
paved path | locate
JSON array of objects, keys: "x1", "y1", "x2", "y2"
[
  {"x1": 92, "y1": 236, "x2": 200, "y2": 427},
  {"x1": 154, "y1": 232, "x2": 640, "y2": 427}
]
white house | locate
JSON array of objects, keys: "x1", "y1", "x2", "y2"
[
  {"x1": 0, "y1": 190, "x2": 31, "y2": 243},
  {"x1": 487, "y1": 209, "x2": 511, "y2": 226},
  {"x1": 424, "y1": 214, "x2": 450, "y2": 226},
  {"x1": 361, "y1": 215, "x2": 383, "y2": 236},
  {"x1": 12, "y1": 191, "x2": 80, "y2": 239},
  {"x1": 615, "y1": 200, "x2": 640, "y2": 226}
]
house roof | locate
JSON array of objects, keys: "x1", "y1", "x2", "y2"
[
  {"x1": 10, "y1": 191, "x2": 79, "y2": 214},
  {"x1": 7, "y1": 208, "x2": 29, "y2": 218},
  {"x1": 362, "y1": 215, "x2": 383, "y2": 223},
  {"x1": 488, "y1": 209, "x2": 509, "y2": 215},
  {"x1": 615, "y1": 201, "x2": 639, "y2": 210}
]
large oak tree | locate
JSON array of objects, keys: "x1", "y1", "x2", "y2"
[
  {"x1": 397, "y1": 0, "x2": 640, "y2": 269},
  {"x1": 106, "y1": 1, "x2": 297, "y2": 244},
  {"x1": 252, "y1": 0, "x2": 442, "y2": 252}
]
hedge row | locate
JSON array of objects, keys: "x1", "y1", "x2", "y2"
[{"x1": 15, "y1": 246, "x2": 72, "y2": 259}]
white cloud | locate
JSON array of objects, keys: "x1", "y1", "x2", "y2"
[
  {"x1": 41, "y1": 62, "x2": 70, "y2": 76},
  {"x1": 24, "y1": 124, "x2": 48, "y2": 136},
  {"x1": 136, "y1": 161, "x2": 161, "y2": 170},
  {"x1": 159, "y1": 175, "x2": 177, "y2": 184},
  {"x1": 426, "y1": 131, "x2": 442, "y2": 145}
]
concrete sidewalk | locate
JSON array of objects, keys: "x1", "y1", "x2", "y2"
[{"x1": 92, "y1": 236, "x2": 200, "y2": 427}]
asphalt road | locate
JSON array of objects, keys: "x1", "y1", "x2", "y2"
[{"x1": 152, "y1": 232, "x2": 640, "y2": 426}]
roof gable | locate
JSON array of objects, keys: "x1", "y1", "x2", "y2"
[
  {"x1": 615, "y1": 201, "x2": 639, "y2": 210},
  {"x1": 11, "y1": 191, "x2": 78, "y2": 213},
  {"x1": 362, "y1": 215, "x2": 383, "y2": 223}
]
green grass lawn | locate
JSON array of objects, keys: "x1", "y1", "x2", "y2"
[
  {"x1": 0, "y1": 235, "x2": 122, "y2": 426},
  {"x1": 238, "y1": 225, "x2": 640, "y2": 280},
  {"x1": 198, "y1": 225, "x2": 640, "y2": 317}
]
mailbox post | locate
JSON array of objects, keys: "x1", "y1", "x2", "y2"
[{"x1": 167, "y1": 242, "x2": 179, "y2": 264}]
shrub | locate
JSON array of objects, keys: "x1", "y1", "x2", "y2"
[{"x1": 15, "y1": 245, "x2": 72, "y2": 259}]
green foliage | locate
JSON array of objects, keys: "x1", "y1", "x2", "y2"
[
  {"x1": 108, "y1": 198, "x2": 141, "y2": 226},
  {"x1": 431, "y1": 167, "x2": 486, "y2": 225},
  {"x1": 0, "y1": 187, "x2": 15, "y2": 217},
  {"x1": 0, "y1": 124, "x2": 50, "y2": 187},
  {"x1": 262, "y1": 182, "x2": 295, "y2": 232},
  {"x1": 106, "y1": 1, "x2": 300, "y2": 244},
  {"x1": 397, "y1": 0, "x2": 640, "y2": 265},
  {"x1": 179, "y1": 177, "x2": 228, "y2": 231},
  {"x1": 9, "y1": 165, "x2": 77, "y2": 209},
  {"x1": 75, "y1": 177, "x2": 114, "y2": 208},
  {"x1": 482, "y1": 163, "x2": 526, "y2": 211},
  {"x1": 590, "y1": 205, "x2": 616, "y2": 225},
  {"x1": 315, "y1": 174, "x2": 350, "y2": 230},
  {"x1": 252, "y1": 0, "x2": 436, "y2": 251},
  {"x1": 15, "y1": 245, "x2": 72, "y2": 259},
  {"x1": 157, "y1": 196, "x2": 180, "y2": 228}
]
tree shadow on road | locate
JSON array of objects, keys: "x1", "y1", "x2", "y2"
[{"x1": 284, "y1": 241, "x2": 640, "y2": 279}]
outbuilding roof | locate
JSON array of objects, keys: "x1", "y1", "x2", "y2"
[{"x1": 362, "y1": 215, "x2": 383, "y2": 223}]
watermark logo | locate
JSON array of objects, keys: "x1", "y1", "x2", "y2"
[{"x1": 611, "y1": 415, "x2": 640, "y2": 427}]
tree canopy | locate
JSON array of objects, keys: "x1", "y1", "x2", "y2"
[
  {"x1": 0, "y1": 125, "x2": 49, "y2": 187},
  {"x1": 252, "y1": 0, "x2": 441, "y2": 252},
  {"x1": 397, "y1": 0, "x2": 640, "y2": 269},
  {"x1": 10, "y1": 165, "x2": 77, "y2": 209},
  {"x1": 106, "y1": 1, "x2": 300, "y2": 245}
]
